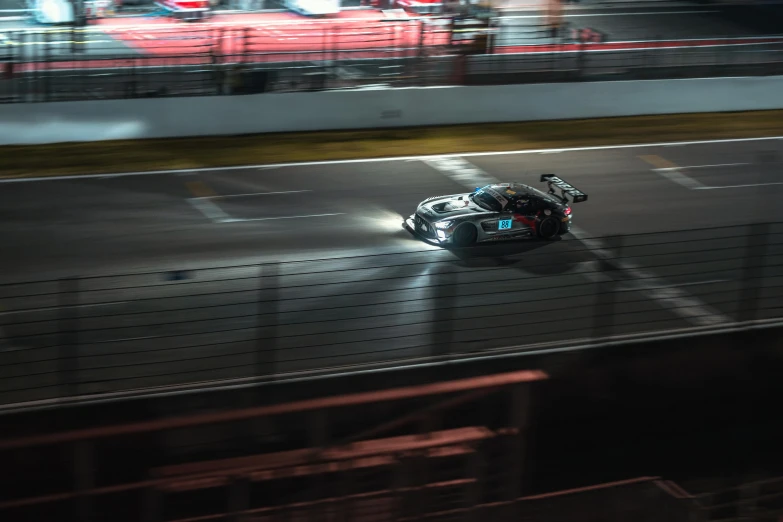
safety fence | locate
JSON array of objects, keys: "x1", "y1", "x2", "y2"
[
  {"x1": 0, "y1": 368, "x2": 708, "y2": 522},
  {"x1": 1, "y1": 221, "x2": 782, "y2": 408},
  {"x1": 696, "y1": 477, "x2": 783, "y2": 522},
  {"x1": 2, "y1": 18, "x2": 783, "y2": 101},
  {"x1": 0, "y1": 17, "x2": 526, "y2": 64}
]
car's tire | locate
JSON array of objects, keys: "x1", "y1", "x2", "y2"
[
  {"x1": 452, "y1": 223, "x2": 478, "y2": 247},
  {"x1": 537, "y1": 216, "x2": 560, "y2": 240}
]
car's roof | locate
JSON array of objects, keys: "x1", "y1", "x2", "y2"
[
  {"x1": 487, "y1": 183, "x2": 533, "y2": 194},
  {"x1": 485, "y1": 183, "x2": 564, "y2": 206},
  {"x1": 488, "y1": 183, "x2": 544, "y2": 199}
]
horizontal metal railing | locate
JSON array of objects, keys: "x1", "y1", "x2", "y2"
[
  {"x1": 2, "y1": 17, "x2": 783, "y2": 101},
  {"x1": 696, "y1": 477, "x2": 783, "y2": 522},
  {"x1": 0, "y1": 369, "x2": 705, "y2": 522},
  {"x1": 0, "y1": 370, "x2": 542, "y2": 522},
  {"x1": 1, "y1": 221, "x2": 781, "y2": 408}
]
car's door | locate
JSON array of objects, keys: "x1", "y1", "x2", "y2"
[
  {"x1": 479, "y1": 207, "x2": 531, "y2": 238},
  {"x1": 510, "y1": 197, "x2": 543, "y2": 236},
  {"x1": 478, "y1": 210, "x2": 505, "y2": 238}
]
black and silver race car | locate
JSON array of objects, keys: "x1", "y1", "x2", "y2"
[{"x1": 404, "y1": 174, "x2": 587, "y2": 247}]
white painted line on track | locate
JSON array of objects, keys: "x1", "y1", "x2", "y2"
[
  {"x1": 423, "y1": 156, "x2": 733, "y2": 327},
  {"x1": 695, "y1": 182, "x2": 783, "y2": 190},
  {"x1": 565, "y1": 232, "x2": 731, "y2": 327},
  {"x1": 221, "y1": 213, "x2": 345, "y2": 222},
  {"x1": 652, "y1": 162, "x2": 779, "y2": 190},
  {"x1": 678, "y1": 162, "x2": 750, "y2": 169},
  {"x1": 192, "y1": 189, "x2": 312, "y2": 200},
  {"x1": 189, "y1": 195, "x2": 340, "y2": 223},
  {"x1": 2, "y1": 135, "x2": 782, "y2": 184}
]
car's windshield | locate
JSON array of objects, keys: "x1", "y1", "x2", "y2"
[{"x1": 471, "y1": 190, "x2": 504, "y2": 212}]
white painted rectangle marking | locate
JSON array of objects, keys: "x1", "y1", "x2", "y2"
[
  {"x1": 187, "y1": 198, "x2": 231, "y2": 223},
  {"x1": 653, "y1": 168, "x2": 706, "y2": 189}
]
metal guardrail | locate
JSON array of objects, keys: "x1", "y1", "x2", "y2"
[
  {"x1": 1, "y1": 221, "x2": 782, "y2": 408},
  {"x1": 0, "y1": 370, "x2": 546, "y2": 522},
  {"x1": 696, "y1": 477, "x2": 783, "y2": 522},
  {"x1": 2, "y1": 18, "x2": 783, "y2": 101},
  {"x1": 0, "y1": 369, "x2": 705, "y2": 522}
]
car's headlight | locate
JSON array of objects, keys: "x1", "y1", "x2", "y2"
[{"x1": 434, "y1": 221, "x2": 453, "y2": 229}]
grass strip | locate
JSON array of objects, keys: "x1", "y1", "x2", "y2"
[{"x1": 2, "y1": 110, "x2": 783, "y2": 179}]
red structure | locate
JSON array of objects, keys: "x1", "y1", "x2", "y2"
[{"x1": 155, "y1": 0, "x2": 211, "y2": 20}]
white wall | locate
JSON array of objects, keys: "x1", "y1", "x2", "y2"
[{"x1": 2, "y1": 76, "x2": 783, "y2": 145}]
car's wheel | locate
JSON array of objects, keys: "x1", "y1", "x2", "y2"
[
  {"x1": 537, "y1": 216, "x2": 560, "y2": 240},
  {"x1": 452, "y1": 223, "x2": 477, "y2": 247}
]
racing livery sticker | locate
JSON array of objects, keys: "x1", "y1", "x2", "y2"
[{"x1": 482, "y1": 188, "x2": 508, "y2": 208}]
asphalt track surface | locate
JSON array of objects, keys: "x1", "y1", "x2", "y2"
[{"x1": 1, "y1": 137, "x2": 783, "y2": 406}]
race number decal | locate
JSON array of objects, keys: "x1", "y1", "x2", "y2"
[{"x1": 498, "y1": 219, "x2": 512, "y2": 230}]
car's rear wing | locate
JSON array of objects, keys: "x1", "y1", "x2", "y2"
[{"x1": 540, "y1": 174, "x2": 588, "y2": 203}]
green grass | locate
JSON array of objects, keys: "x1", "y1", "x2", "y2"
[{"x1": 2, "y1": 110, "x2": 783, "y2": 178}]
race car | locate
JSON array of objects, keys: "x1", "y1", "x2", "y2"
[{"x1": 404, "y1": 174, "x2": 587, "y2": 247}]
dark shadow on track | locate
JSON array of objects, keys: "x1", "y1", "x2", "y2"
[
  {"x1": 442, "y1": 237, "x2": 592, "y2": 276},
  {"x1": 403, "y1": 221, "x2": 593, "y2": 275}
]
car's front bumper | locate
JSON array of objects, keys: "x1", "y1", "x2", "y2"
[{"x1": 404, "y1": 214, "x2": 451, "y2": 244}]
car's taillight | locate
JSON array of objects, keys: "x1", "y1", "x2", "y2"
[{"x1": 564, "y1": 207, "x2": 571, "y2": 215}]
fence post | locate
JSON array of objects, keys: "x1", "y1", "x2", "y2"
[
  {"x1": 242, "y1": 26, "x2": 249, "y2": 64},
  {"x1": 738, "y1": 222, "x2": 770, "y2": 323},
  {"x1": 307, "y1": 409, "x2": 328, "y2": 520},
  {"x1": 418, "y1": 19, "x2": 426, "y2": 61},
  {"x1": 466, "y1": 445, "x2": 484, "y2": 521},
  {"x1": 257, "y1": 263, "x2": 279, "y2": 380},
  {"x1": 42, "y1": 30, "x2": 50, "y2": 103},
  {"x1": 504, "y1": 384, "x2": 531, "y2": 518},
  {"x1": 228, "y1": 475, "x2": 250, "y2": 522},
  {"x1": 59, "y1": 277, "x2": 79, "y2": 399},
  {"x1": 591, "y1": 235, "x2": 623, "y2": 340},
  {"x1": 142, "y1": 486, "x2": 162, "y2": 522},
  {"x1": 739, "y1": 481, "x2": 759, "y2": 519},
  {"x1": 432, "y1": 265, "x2": 456, "y2": 359},
  {"x1": 72, "y1": 440, "x2": 94, "y2": 521},
  {"x1": 28, "y1": 31, "x2": 36, "y2": 103}
]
